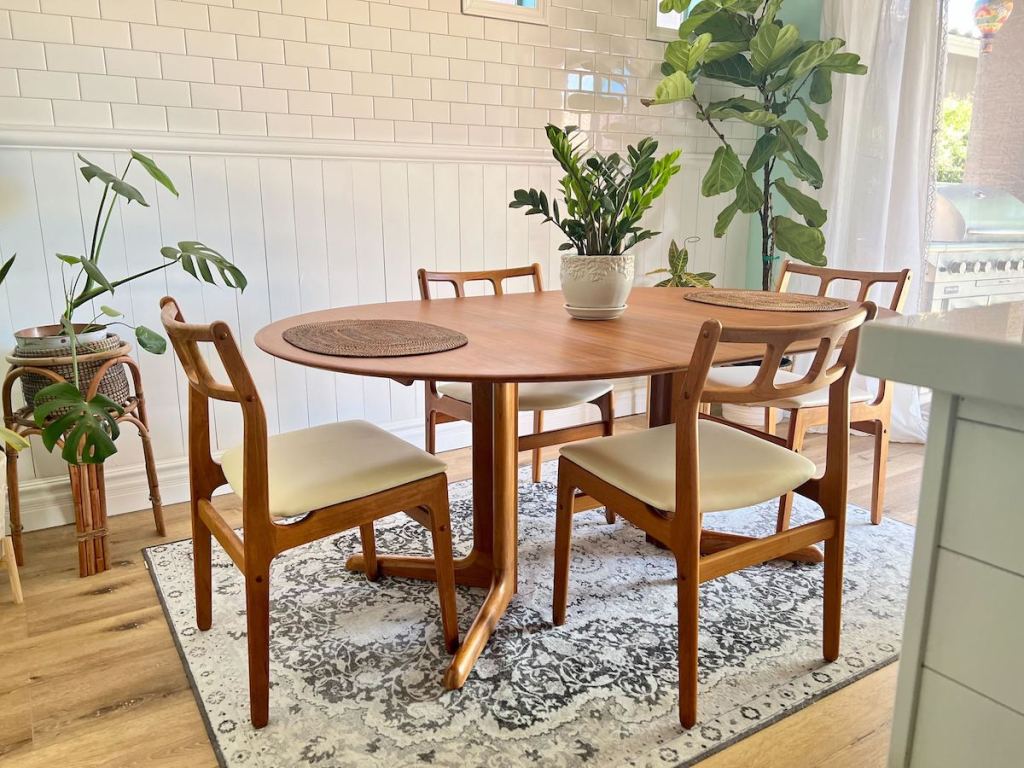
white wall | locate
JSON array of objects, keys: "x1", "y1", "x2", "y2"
[{"x1": 0, "y1": 0, "x2": 753, "y2": 531}]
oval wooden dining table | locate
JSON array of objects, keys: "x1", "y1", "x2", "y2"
[{"x1": 255, "y1": 286, "x2": 869, "y2": 690}]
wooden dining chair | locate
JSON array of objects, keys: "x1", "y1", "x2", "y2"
[
  {"x1": 160, "y1": 297, "x2": 459, "y2": 728},
  {"x1": 706, "y1": 261, "x2": 911, "y2": 529},
  {"x1": 552, "y1": 302, "x2": 876, "y2": 728},
  {"x1": 419, "y1": 264, "x2": 616, "y2": 498}
]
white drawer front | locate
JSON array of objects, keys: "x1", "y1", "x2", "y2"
[
  {"x1": 910, "y1": 670, "x2": 1024, "y2": 768},
  {"x1": 924, "y1": 549, "x2": 1024, "y2": 714},
  {"x1": 942, "y1": 419, "x2": 1024, "y2": 576}
]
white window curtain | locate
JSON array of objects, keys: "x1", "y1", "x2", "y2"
[{"x1": 815, "y1": 0, "x2": 946, "y2": 443}]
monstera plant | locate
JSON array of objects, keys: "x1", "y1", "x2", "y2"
[
  {"x1": 6, "y1": 151, "x2": 246, "y2": 464},
  {"x1": 644, "y1": 0, "x2": 867, "y2": 289}
]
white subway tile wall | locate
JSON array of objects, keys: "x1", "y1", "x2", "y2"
[{"x1": 0, "y1": 0, "x2": 756, "y2": 152}]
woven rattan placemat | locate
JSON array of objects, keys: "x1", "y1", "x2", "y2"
[
  {"x1": 684, "y1": 289, "x2": 847, "y2": 312},
  {"x1": 282, "y1": 319, "x2": 468, "y2": 357}
]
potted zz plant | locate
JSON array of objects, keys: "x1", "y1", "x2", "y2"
[
  {"x1": 510, "y1": 125, "x2": 681, "y2": 319},
  {"x1": 5, "y1": 151, "x2": 246, "y2": 466}
]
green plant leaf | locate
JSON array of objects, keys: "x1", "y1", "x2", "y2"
[
  {"x1": 775, "y1": 179, "x2": 827, "y2": 227},
  {"x1": 714, "y1": 201, "x2": 740, "y2": 237},
  {"x1": 701, "y1": 146, "x2": 744, "y2": 196},
  {"x1": 747, "y1": 133, "x2": 780, "y2": 172},
  {"x1": 701, "y1": 54, "x2": 759, "y2": 87},
  {"x1": 750, "y1": 22, "x2": 800, "y2": 74},
  {"x1": 820, "y1": 52, "x2": 868, "y2": 75},
  {"x1": 761, "y1": 0, "x2": 784, "y2": 25},
  {"x1": 677, "y1": 9, "x2": 717, "y2": 38},
  {"x1": 778, "y1": 124, "x2": 824, "y2": 188},
  {"x1": 810, "y1": 68, "x2": 832, "y2": 104},
  {"x1": 703, "y1": 41, "x2": 747, "y2": 63},
  {"x1": 0, "y1": 253, "x2": 14, "y2": 286},
  {"x1": 784, "y1": 37, "x2": 844, "y2": 82},
  {"x1": 650, "y1": 70, "x2": 695, "y2": 104},
  {"x1": 57, "y1": 253, "x2": 81, "y2": 265},
  {"x1": 773, "y1": 215, "x2": 826, "y2": 266},
  {"x1": 135, "y1": 324, "x2": 167, "y2": 354},
  {"x1": 693, "y1": 10, "x2": 751, "y2": 42},
  {"x1": 33, "y1": 382, "x2": 124, "y2": 465},
  {"x1": 80, "y1": 259, "x2": 113, "y2": 292},
  {"x1": 735, "y1": 172, "x2": 764, "y2": 213},
  {"x1": 130, "y1": 150, "x2": 178, "y2": 196},
  {"x1": 1, "y1": 425, "x2": 29, "y2": 452},
  {"x1": 798, "y1": 97, "x2": 828, "y2": 139},
  {"x1": 77, "y1": 154, "x2": 149, "y2": 207},
  {"x1": 162, "y1": 241, "x2": 248, "y2": 291},
  {"x1": 99, "y1": 305, "x2": 122, "y2": 318}
]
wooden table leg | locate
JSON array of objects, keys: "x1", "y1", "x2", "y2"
[
  {"x1": 344, "y1": 382, "x2": 497, "y2": 589},
  {"x1": 444, "y1": 381, "x2": 517, "y2": 689}
]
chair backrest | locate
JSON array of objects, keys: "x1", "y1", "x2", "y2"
[
  {"x1": 417, "y1": 264, "x2": 543, "y2": 299},
  {"x1": 160, "y1": 297, "x2": 269, "y2": 519},
  {"x1": 777, "y1": 260, "x2": 911, "y2": 312},
  {"x1": 672, "y1": 302, "x2": 877, "y2": 532}
]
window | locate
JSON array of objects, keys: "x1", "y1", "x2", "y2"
[
  {"x1": 648, "y1": 4, "x2": 687, "y2": 43},
  {"x1": 462, "y1": 0, "x2": 547, "y2": 25}
]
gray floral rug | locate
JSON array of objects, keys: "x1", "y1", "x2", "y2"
[{"x1": 145, "y1": 461, "x2": 912, "y2": 768}]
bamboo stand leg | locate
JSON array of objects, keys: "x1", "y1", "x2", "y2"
[
  {"x1": 132, "y1": 385, "x2": 165, "y2": 537},
  {"x1": 5, "y1": 445, "x2": 23, "y2": 565},
  {"x1": 69, "y1": 463, "x2": 110, "y2": 576}
]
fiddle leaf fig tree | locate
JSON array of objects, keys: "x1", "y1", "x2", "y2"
[{"x1": 643, "y1": 0, "x2": 867, "y2": 289}]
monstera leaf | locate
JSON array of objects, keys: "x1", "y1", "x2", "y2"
[
  {"x1": 34, "y1": 383, "x2": 124, "y2": 465},
  {"x1": 1, "y1": 426, "x2": 29, "y2": 452}
]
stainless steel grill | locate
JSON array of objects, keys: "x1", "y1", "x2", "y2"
[{"x1": 925, "y1": 183, "x2": 1024, "y2": 311}]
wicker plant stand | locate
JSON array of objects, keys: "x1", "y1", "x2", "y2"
[{"x1": 2, "y1": 343, "x2": 164, "y2": 577}]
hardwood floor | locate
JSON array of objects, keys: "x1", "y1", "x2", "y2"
[{"x1": 0, "y1": 415, "x2": 924, "y2": 767}]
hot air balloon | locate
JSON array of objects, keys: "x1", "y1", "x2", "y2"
[{"x1": 974, "y1": 0, "x2": 1014, "y2": 53}]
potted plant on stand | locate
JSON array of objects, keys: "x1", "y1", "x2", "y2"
[
  {"x1": 510, "y1": 125, "x2": 681, "y2": 319},
  {"x1": 2, "y1": 152, "x2": 246, "y2": 576}
]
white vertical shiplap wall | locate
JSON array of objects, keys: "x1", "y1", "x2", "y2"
[{"x1": 0, "y1": 139, "x2": 750, "y2": 529}]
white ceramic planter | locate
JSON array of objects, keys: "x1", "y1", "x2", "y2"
[{"x1": 559, "y1": 253, "x2": 635, "y2": 320}]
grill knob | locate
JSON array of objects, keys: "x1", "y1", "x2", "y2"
[
  {"x1": 977, "y1": 261, "x2": 992, "y2": 273},
  {"x1": 997, "y1": 259, "x2": 1013, "y2": 271},
  {"x1": 947, "y1": 260, "x2": 968, "y2": 274}
]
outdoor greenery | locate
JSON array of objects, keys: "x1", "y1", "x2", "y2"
[
  {"x1": 4, "y1": 152, "x2": 247, "y2": 465},
  {"x1": 510, "y1": 124, "x2": 681, "y2": 255},
  {"x1": 935, "y1": 95, "x2": 973, "y2": 183},
  {"x1": 644, "y1": 0, "x2": 867, "y2": 289},
  {"x1": 647, "y1": 238, "x2": 717, "y2": 287}
]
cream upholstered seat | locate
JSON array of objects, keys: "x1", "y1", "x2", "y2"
[
  {"x1": 437, "y1": 380, "x2": 614, "y2": 411},
  {"x1": 220, "y1": 420, "x2": 446, "y2": 518},
  {"x1": 705, "y1": 365, "x2": 873, "y2": 410},
  {"x1": 560, "y1": 420, "x2": 816, "y2": 515}
]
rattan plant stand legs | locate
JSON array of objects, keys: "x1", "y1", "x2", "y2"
[{"x1": 3, "y1": 349, "x2": 164, "y2": 576}]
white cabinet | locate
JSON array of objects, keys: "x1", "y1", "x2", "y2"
[{"x1": 857, "y1": 302, "x2": 1024, "y2": 768}]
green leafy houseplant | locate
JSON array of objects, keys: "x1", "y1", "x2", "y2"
[
  {"x1": 509, "y1": 125, "x2": 681, "y2": 255},
  {"x1": 5, "y1": 151, "x2": 246, "y2": 464},
  {"x1": 647, "y1": 238, "x2": 717, "y2": 287},
  {"x1": 644, "y1": 0, "x2": 867, "y2": 289}
]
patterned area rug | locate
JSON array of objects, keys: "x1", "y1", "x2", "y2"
[{"x1": 145, "y1": 462, "x2": 913, "y2": 767}]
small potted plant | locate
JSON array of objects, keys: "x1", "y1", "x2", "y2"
[
  {"x1": 646, "y1": 238, "x2": 716, "y2": 288},
  {"x1": 510, "y1": 125, "x2": 681, "y2": 319},
  {"x1": 5, "y1": 151, "x2": 246, "y2": 465}
]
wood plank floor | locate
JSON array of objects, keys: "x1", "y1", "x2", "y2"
[{"x1": 0, "y1": 415, "x2": 924, "y2": 767}]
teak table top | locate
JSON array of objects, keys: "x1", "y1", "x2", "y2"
[{"x1": 255, "y1": 287, "x2": 869, "y2": 382}]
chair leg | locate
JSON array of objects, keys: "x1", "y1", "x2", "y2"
[
  {"x1": 2, "y1": 535, "x2": 23, "y2": 605},
  {"x1": 192, "y1": 503, "x2": 212, "y2": 631},
  {"x1": 676, "y1": 549, "x2": 700, "y2": 729},
  {"x1": 6, "y1": 445, "x2": 24, "y2": 565},
  {"x1": 426, "y1": 488, "x2": 460, "y2": 655},
  {"x1": 531, "y1": 411, "x2": 543, "y2": 483},
  {"x1": 245, "y1": 565, "x2": 272, "y2": 729},
  {"x1": 359, "y1": 523, "x2": 379, "y2": 582},
  {"x1": 764, "y1": 406, "x2": 777, "y2": 437},
  {"x1": 777, "y1": 409, "x2": 806, "y2": 532},
  {"x1": 425, "y1": 409, "x2": 438, "y2": 455},
  {"x1": 552, "y1": 468, "x2": 576, "y2": 626},
  {"x1": 870, "y1": 420, "x2": 889, "y2": 525},
  {"x1": 599, "y1": 392, "x2": 616, "y2": 524},
  {"x1": 823, "y1": 527, "x2": 845, "y2": 662}
]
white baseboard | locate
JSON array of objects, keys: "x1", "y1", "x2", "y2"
[{"x1": 14, "y1": 379, "x2": 647, "y2": 533}]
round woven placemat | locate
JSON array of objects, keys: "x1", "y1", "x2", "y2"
[
  {"x1": 684, "y1": 289, "x2": 847, "y2": 312},
  {"x1": 282, "y1": 319, "x2": 468, "y2": 357}
]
